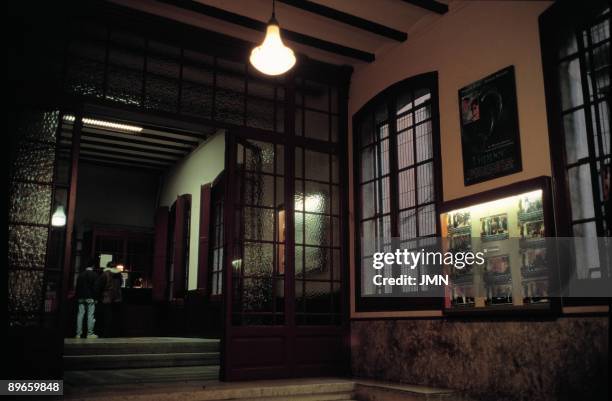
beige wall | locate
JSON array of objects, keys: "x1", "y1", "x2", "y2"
[
  {"x1": 348, "y1": 0, "x2": 553, "y2": 317},
  {"x1": 159, "y1": 130, "x2": 225, "y2": 290}
]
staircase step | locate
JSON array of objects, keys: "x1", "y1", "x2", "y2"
[
  {"x1": 64, "y1": 337, "x2": 219, "y2": 356},
  {"x1": 64, "y1": 380, "x2": 356, "y2": 401},
  {"x1": 64, "y1": 365, "x2": 220, "y2": 387},
  {"x1": 64, "y1": 351, "x2": 219, "y2": 370}
]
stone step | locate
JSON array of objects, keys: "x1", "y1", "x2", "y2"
[
  {"x1": 64, "y1": 365, "x2": 220, "y2": 387},
  {"x1": 64, "y1": 351, "x2": 220, "y2": 370},
  {"x1": 64, "y1": 337, "x2": 220, "y2": 356},
  {"x1": 65, "y1": 380, "x2": 357, "y2": 401}
]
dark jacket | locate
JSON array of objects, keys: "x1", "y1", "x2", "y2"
[
  {"x1": 97, "y1": 270, "x2": 123, "y2": 304},
  {"x1": 75, "y1": 268, "x2": 98, "y2": 300}
]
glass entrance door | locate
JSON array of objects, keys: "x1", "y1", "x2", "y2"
[{"x1": 222, "y1": 134, "x2": 347, "y2": 381}]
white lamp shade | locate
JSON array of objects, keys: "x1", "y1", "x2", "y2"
[
  {"x1": 250, "y1": 24, "x2": 296, "y2": 76},
  {"x1": 51, "y1": 206, "x2": 67, "y2": 227}
]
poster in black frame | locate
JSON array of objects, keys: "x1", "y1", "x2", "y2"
[{"x1": 459, "y1": 65, "x2": 522, "y2": 186}]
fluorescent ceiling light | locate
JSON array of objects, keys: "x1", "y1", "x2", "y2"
[{"x1": 63, "y1": 115, "x2": 143, "y2": 133}]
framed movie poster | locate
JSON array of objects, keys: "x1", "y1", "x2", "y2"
[{"x1": 459, "y1": 66, "x2": 522, "y2": 185}]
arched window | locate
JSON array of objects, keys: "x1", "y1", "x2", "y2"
[{"x1": 353, "y1": 72, "x2": 443, "y2": 311}]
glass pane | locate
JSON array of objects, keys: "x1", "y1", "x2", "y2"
[
  {"x1": 378, "y1": 139, "x2": 390, "y2": 176},
  {"x1": 396, "y1": 92, "x2": 413, "y2": 115},
  {"x1": 414, "y1": 88, "x2": 431, "y2": 106},
  {"x1": 8, "y1": 225, "x2": 48, "y2": 269},
  {"x1": 375, "y1": 103, "x2": 388, "y2": 126},
  {"x1": 295, "y1": 147, "x2": 303, "y2": 178},
  {"x1": 305, "y1": 213, "x2": 329, "y2": 246},
  {"x1": 399, "y1": 209, "x2": 416, "y2": 240},
  {"x1": 558, "y1": 31, "x2": 578, "y2": 59},
  {"x1": 563, "y1": 109, "x2": 589, "y2": 164},
  {"x1": 559, "y1": 58, "x2": 584, "y2": 111},
  {"x1": 8, "y1": 270, "x2": 44, "y2": 314},
  {"x1": 415, "y1": 104, "x2": 431, "y2": 124},
  {"x1": 399, "y1": 168, "x2": 415, "y2": 210},
  {"x1": 331, "y1": 185, "x2": 340, "y2": 215},
  {"x1": 418, "y1": 204, "x2": 437, "y2": 236},
  {"x1": 18, "y1": 110, "x2": 60, "y2": 142},
  {"x1": 243, "y1": 140, "x2": 275, "y2": 173},
  {"x1": 304, "y1": 181, "x2": 330, "y2": 214},
  {"x1": 331, "y1": 115, "x2": 338, "y2": 143},
  {"x1": 243, "y1": 242, "x2": 273, "y2": 276},
  {"x1": 305, "y1": 110, "x2": 329, "y2": 141},
  {"x1": 304, "y1": 281, "x2": 331, "y2": 313},
  {"x1": 417, "y1": 163, "x2": 435, "y2": 205},
  {"x1": 397, "y1": 129, "x2": 414, "y2": 169},
  {"x1": 571, "y1": 222, "x2": 600, "y2": 279},
  {"x1": 359, "y1": 115, "x2": 374, "y2": 147},
  {"x1": 295, "y1": 107, "x2": 304, "y2": 136},
  {"x1": 415, "y1": 121, "x2": 433, "y2": 162},
  {"x1": 332, "y1": 250, "x2": 341, "y2": 281},
  {"x1": 295, "y1": 211, "x2": 304, "y2": 245},
  {"x1": 304, "y1": 150, "x2": 330, "y2": 181},
  {"x1": 568, "y1": 164, "x2": 595, "y2": 220},
  {"x1": 243, "y1": 173, "x2": 275, "y2": 207},
  {"x1": 361, "y1": 219, "x2": 376, "y2": 257},
  {"x1": 247, "y1": 98, "x2": 274, "y2": 131},
  {"x1": 361, "y1": 146, "x2": 375, "y2": 182},
  {"x1": 242, "y1": 277, "x2": 273, "y2": 312},
  {"x1": 397, "y1": 112, "x2": 413, "y2": 131},
  {"x1": 304, "y1": 247, "x2": 331, "y2": 280},
  {"x1": 9, "y1": 182, "x2": 52, "y2": 225},
  {"x1": 243, "y1": 207, "x2": 274, "y2": 241},
  {"x1": 304, "y1": 80, "x2": 329, "y2": 111},
  {"x1": 361, "y1": 182, "x2": 376, "y2": 219},
  {"x1": 12, "y1": 141, "x2": 56, "y2": 183}
]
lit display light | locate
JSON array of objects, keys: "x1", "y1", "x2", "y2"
[{"x1": 63, "y1": 115, "x2": 143, "y2": 133}]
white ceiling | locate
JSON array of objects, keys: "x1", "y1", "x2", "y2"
[{"x1": 110, "y1": 0, "x2": 449, "y2": 67}]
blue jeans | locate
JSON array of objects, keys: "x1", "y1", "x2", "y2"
[{"x1": 76, "y1": 299, "x2": 96, "y2": 337}]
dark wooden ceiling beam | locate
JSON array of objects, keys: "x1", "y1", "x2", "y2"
[
  {"x1": 60, "y1": 142, "x2": 178, "y2": 164},
  {"x1": 399, "y1": 0, "x2": 448, "y2": 14},
  {"x1": 157, "y1": 0, "x2": 375, "y2": 62},
  {"x1": 79, "y1": 157, "x2": 167, "y2": 172},
  {"x1": 61, "y1": 127, "x2": 194, "y2": 152},
  {"x1": 77, "y1": 138, "x2": 186, "y2": 158},
  {"x1": 277, "y1": 0, "x2": 406, "y2": 42}
]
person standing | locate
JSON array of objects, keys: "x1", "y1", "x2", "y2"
[
  {"x1": 97, "y1": 263, "x2": 123, "y2": 337},
  {"x1": 75, "y1": 261, "x2": 99, "y2": 339}
]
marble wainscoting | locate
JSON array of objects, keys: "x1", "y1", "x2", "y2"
[{"x1": 351, "y1": 317, "x2": 609, "y2": 401}]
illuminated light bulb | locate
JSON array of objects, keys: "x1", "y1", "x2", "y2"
[
  {"x1": 250, "y1": 14, "x2": 296, "y2": 76},
  {"x1": 51, "y1": 206, "x2": 66, "y2": 227},
  {"x1": 63, "y1": 115, "x2": 143, "y2": 133}
]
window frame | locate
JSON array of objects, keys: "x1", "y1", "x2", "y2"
[
  {"x1": 353, "y1": 72, "x2": 444, "y2": 312},
  {"x1": 540, "y1": 1, "x2": 611, "y2": 308}
]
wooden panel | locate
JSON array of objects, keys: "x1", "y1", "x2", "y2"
[
  {"x1": 172, "y1": 194, "x2": 191, "y2": 298},
  {"x1": 230, "y1": 337, "x2": 287, "y2": 367},
  {"x1": 152, "y1": 207, "x2": 169, "y2": 301},
  {"x1": 197, "y1": 184, "x2": 212, "y2": 290}
]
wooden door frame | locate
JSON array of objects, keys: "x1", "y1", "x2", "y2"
[{"x1": 221, "y1": 122, "x2": 350, "y2": 380}]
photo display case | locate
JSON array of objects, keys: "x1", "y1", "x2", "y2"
[{"x1": 440, "y1": 177, "x2": 558, "y2": 315}]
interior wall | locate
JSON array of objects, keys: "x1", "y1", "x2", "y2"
[
  {"x1": 159, "y1": 130, "x2": 225, "y2": 290},
  {"x1": 75, "y1": 162, "x2": 159, "y2": 231},
  {"x1": 345, "y1": 1, "x2": 608, "y2": 398},
  {"x1": 348, "y1": 0, "x2": 553, "y2": 317}
]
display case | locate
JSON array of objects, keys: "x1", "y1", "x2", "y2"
[{"x1": 440, "y1": 177, "x2": 558, "y2": 315}]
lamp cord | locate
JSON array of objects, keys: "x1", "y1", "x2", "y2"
[{"x1": 272, "y1": 0, "x2": 276, "y2": 18}]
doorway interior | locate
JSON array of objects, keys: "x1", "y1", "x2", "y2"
[{"x1": 60, "y1": 108, "x2": 224, "y2": 386}]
